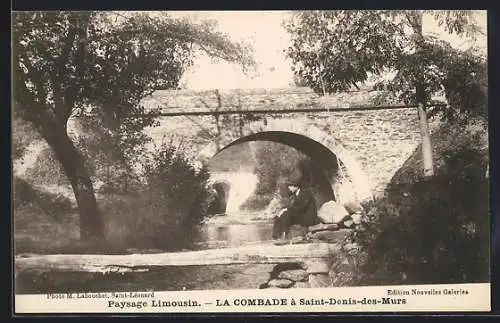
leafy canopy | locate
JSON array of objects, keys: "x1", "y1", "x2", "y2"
[
  {"x1": 13, "y1": 11, "x2": 255, "y2": 187},
  {"x1": 284, "y1": 10, "x2": 487, "y2": 121},
  {"x1": 12, "y1": 11, "x2": 255, "y2": 126}
]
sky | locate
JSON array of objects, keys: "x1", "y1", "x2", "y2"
[{"x1": 167, "y1": 11, "x2": 487, "y2": 91}]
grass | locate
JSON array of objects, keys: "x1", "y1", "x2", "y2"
[
  {"x1": 13, "y1": 188, "x2": 158, "y2": 255},
  {"x1": 14, "y1": 187, "x2": 211, "y2": 255}
]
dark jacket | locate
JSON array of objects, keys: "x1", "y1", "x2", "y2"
[{"x1": 287, "y1": 188, "x2": 319, "y2": 227}]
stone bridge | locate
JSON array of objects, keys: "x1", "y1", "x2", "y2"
[{"x1": 143, "y1": 87, "x2": 439, "y2": 204}]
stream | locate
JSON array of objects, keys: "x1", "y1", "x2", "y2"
[{"x1": 16, "y1": 214, "x2": 277, "y2": 294}]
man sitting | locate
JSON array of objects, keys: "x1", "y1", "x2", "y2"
[{"x1": 272, "y1": 181, "x2": 321, "y2": 240}]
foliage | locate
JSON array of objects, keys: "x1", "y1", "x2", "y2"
[
  {"x1": 284, "y1": 10, "x2": 487, "y2": 121},
  {"x1": 14, "y1": 144, "x2": 212, "y2": 252},
  {"x1": 253, "y1": 142, "x2": 306, "y2": 196},
  {"x1": 114, "y1": 144, "x2": 212, "y2": 250},
  {"x1": 347, "y1": 127, "x2": 489, "y2": 285},
  {"x1": 72, "y1": 114, "x2": 153, "y2": 193},
  {"x1": 242, "y1": 141, "x2": 332, "y2": 210},
  {"x1": 12, "y1": 11, "x2": 254, "y2": 238},
  {"x1": 13, "y1": 11, "x2": 254, "y2": 123}
]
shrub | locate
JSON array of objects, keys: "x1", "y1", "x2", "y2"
[
  {"x1": 73, "y1": 117, "x2": 148, "y2": 194},
  {"x1": 104, "y1": 144, "x2": 211, "y2": 251},
  {"x1": 348, "y1": 126, "x2": 489, "y2": 285}
]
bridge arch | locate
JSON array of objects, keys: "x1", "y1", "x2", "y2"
[{"x1": 198, "y1": 119, "x2": 373, "y2": 204}]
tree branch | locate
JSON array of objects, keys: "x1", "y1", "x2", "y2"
[
  {"x1": 19, "y1": 52, "x2": 48, "y2": 110},
  {"x1": 183, "y1": 115, "x2": 216, "y2": 139},
  {"x1": 199, "y1": 98, "x2": 216, "y2": 113},
  {"x1": 52, "y1": 24, "x2": 78, "y2": 120},
  {"x1": 64, "y1": 13, "x2": 92, "y2": 122}
]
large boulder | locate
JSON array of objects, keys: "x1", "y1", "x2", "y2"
[{"x1": 317, "y1": 200, "x2": 349, "y2": 224}]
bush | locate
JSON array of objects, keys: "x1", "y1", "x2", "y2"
[
  {"x1": 104, "y1": 144, "x2": 211, "y2": 251},
  {"x1": 348, "y1": 127, "x2": 489, "y2": 285},
  {"x1": 73, "y1": 118, "x2": 147, "y2": 194}
]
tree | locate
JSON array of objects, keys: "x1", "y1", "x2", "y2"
[
  {"x1": 284, "y1": 10, "x2": 487, "y2": 177},
  {"x1": 12, "y1": 11, "x2": 254, "y2": 240}
]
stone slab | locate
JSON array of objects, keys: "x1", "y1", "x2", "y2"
[
  {"x1": 268, "y1": 278, "x2": 294, "y2": 288},
  {"x1": 277, "y1": 269, "x2": 309, "y2": 282},
  {"x1": 308, "y1": 273, "x2": 332, "y2": 288}
]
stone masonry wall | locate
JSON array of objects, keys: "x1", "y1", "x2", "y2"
[{"x1": 143, "y1": 87, "x2": 442, "y2": 195}]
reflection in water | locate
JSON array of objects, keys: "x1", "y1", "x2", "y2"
[{"x1": 197, "y1": 222, "x2": 273, "y2": 249}]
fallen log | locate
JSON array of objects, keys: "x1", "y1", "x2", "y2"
[{"x1": 15, "y1": 242, "x2": 341, "y2": 274}]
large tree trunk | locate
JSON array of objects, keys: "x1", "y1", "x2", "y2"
[
  {"x1": 417, "y1": 102, "x2": 434, "y2": 177},
  {"x1": 38, "y1": 118, "x2": 104, "y2": 241},
  {"x1": 414, "y1": 12, "x2": 435, "y2": 178}
]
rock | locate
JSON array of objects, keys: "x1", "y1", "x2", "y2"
[
  {"x1": 288, "y1": 225, "x2": 307, "y2": 239},
  {"x1": 271, "y1": 263, "x2": 304, "y2": 275},
  {"x1": 258, "y1": 283, "x2": 269, "y2": 289},
  {"x1": 317, "y1": 200, "x2": 349, "y2": 224},
  {"x1": 343, "y1": 242, "x2": 360, "y2": 252},
  {"x1": 277, "y1": 269, "x2": 309, "y2": 282},
  {"x1": 351, "y1": 213, "x2": 366, "y2": 224},
  {"x1": 308, "y1": 223, "x2": 339, "y2": 233},
  {"x1": 267, "y1": 278, "x2": 294, "y2": 288},
  {"x1": 292, "y1": 281, "x2": 310, "y2": 289},
  {"x1": 304, "y1": 260, "x2": 331, "y2": 274},
  {"x1": 343, "y1": 201, "x2": 364, "y2": 214},
  {"x1": 343, "y1": 219, "x2": 354, "y2": 228},
  {"x1": 309, "y1": 230, "x2": 344, "y2": 242},
  {"x1": 308, "y1": 274, "x2": 332, "y2": 288}
]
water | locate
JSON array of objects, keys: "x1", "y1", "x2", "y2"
[
  {"x1": 16, "y1": 215, "x2": 277, "y2": 294},
  {"x1": 195, "y1": 219, "x2": 274, "y2": 249},
  {"x1": 209, "y1": 172, "x2": 259, "y2": 214}
]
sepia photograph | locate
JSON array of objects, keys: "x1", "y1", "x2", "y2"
[{"x1": 12, "y1": 10, "x2": 490, "y2": 313}]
